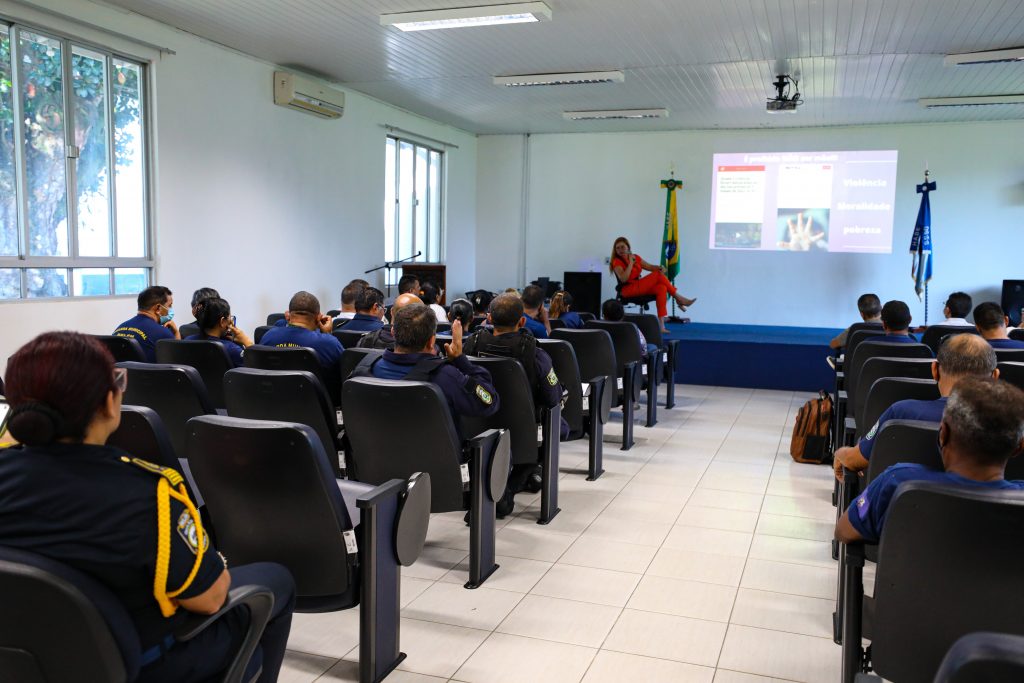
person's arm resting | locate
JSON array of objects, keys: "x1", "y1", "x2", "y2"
[
  {"x1": 834, "y1": 509, "x2": 864, "y2": 545},
  {"x1": 178, "y1": 567, "x2": 231, "y2": 614}
]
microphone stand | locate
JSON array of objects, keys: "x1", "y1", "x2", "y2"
[{"x1": 365, "y1": 252, "x2": 422, "y2": 300}]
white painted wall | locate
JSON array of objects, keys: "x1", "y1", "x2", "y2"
[
  {"x1": 476, "y1": 121, "x2": 1024, "y2": 328},
  {"x1": 0, "y1": 0, "x2": 477, "y2": 367}
]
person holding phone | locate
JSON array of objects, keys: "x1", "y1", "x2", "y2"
[
  {"x1": 184, "y1": 296, "x2": 252, "y2": 367},
  {"x1": 609, "y1": 236, "x2": 695, "y2": 333},
  {"x1": 258, "y1": 291, "x2": 344, "y2": 375}
]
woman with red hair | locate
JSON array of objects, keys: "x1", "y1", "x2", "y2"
[{"x1": 609, "y1": 236, "x2": 696, "y2": 332}]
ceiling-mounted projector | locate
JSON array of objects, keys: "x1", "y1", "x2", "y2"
[{"x1": 767, "y1": 74, "x2": 802, "y2": 114}]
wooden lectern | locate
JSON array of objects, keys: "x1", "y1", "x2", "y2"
[{"x1": 401, "y1": 264, "x2": 447, "y2": 304}]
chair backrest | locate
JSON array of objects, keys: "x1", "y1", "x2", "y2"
[
  {"x1": 224, "y1": 368, "x2": 339, "y2": 471},
  {"x1": 186, "y1": 416, "x2": 358, "y2": 609},
  {"x1": 333, "y1": 329, "x2": 367, "y2": 348},
  {"x1": 865, "y1": 419, "x2": 941, "y2": 485},
  {"x1": 847, "y1": 341, "x2": 932, "y2": 412},
  {"x1": 846, "y1": 326, "x2": 886, "y2": 363},
  {"x1": 244, "y1": 346, "x2": 335, "y2": 404},
  {"x1": 1010, "y1": 329, "x2": 1024, "y2": 342},
  {"x1": 860, "y1": 377, "x2": 940, "y2": 438},
  {"x1": 624, "y1": 313, "x2": 663, "y2": 347},
  {"x1": 997, "y1": 362, "x2": 1024, "y2": 391},
  {"x1": 177, "y1": 322, "x2": 200, "y2": 339},
  {"x1": 342, "y1": 378, "x2": 465, "y2": 512},
  {"x1": 266, "y1": 313, "x2": 285, "y2": 326},
  {"x1": 994, "y1": 348, "x2": 1024, "y2": 364},
  {"x1": 584, "y1": 320, "x2": 644, "y2": 371},
  {"x1": 93, "y1": 335, "x2": 147, "y2": 363},
  {"x1": 538, "y1": 339, "x2": 583, "y2": 438},
  {"x1": 461, "y1": 356, "x2": 538, "y2": 466},
  {"x1": 578, "y1": 312, "x2": 596, "y2": 323},
  {"x1": 921, "y1": 325, "x2": 980, "y2": 354},
  {"x1": 253, "y1": 325, "x2": 272, "y2": 344},
  {"x1": 339, "y1": 348, "x2": 385, "y2": 389},
  {"x1": 155, "y1": 339, "x2": 233, "y2": 409},
  {"x1": 435, "y1": 322, "x2": 452, "y2": 334},
  {"x1": 934, "y1": 632, "x2": 1024, "y2": 683},
  {"x1": 0, "y1": 545, "x2": 138, "y2": 682},
  {"x1": 872, "y1": 482, "x2": 1024, "y2": 683},
  {"x1": 118, "y1": 362, "x2": 216, "y2": 458},
  {"x1": 551, "y1": 328, "x2": 617, "y2": 407},
  {"x1": 548, "y1": 318, "x2": 566, "y2": 330},
  {"x1": 853, "y1": 357, "x2": 935, "y2": 429}
]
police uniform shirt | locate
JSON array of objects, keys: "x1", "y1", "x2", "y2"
[
  {"x1": 858, "y1": 397, "x2": 947, "y2": 460},
  {"x1": 259, "y1": 324, "x2": 344, "y2": 370},
  {"x1": 113, "y1": 313, "x2": 175, "y2": 363},
  {"x1": 0, "y1": 443, "x2": 224, "y2": 649},
  {"x1": 846, "y1": 462, "x2": 1024, "y2": 543},
  {"x1": 988, "y1": 338, "x2": 1024, "y2": 349},
  {"x1": 862, "y1": 333, "x2": 917, "y2": 344},
  {"x1": 522, "y1": 315, "x2": 548, "y2": 339},
  {"x1": 342, "y1": 313, "x2": 385, "y2": 333},
  {"x1": 558, "y1": 311, "x2": 584, "y2": 329},
  {"x1": 373, "y1": 351, "x2": 500, "y2": 418},
  {"x1": 185, "y1": 333, "x2": 246, "y2": 367}
]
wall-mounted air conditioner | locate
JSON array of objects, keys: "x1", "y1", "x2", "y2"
[{"x1": 273, "y1": 71, "x2": 345, "y2": 119}]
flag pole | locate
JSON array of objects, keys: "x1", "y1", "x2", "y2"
[
  {"x1": 661, "y1": 165, "x2": 686, "y2": 323},
  {"x1": 923, "y1": 167, "x2": 929, "y2": 326}
]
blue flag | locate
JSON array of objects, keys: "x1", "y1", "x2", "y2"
[{"x1": 910, "y1": 180, "x2": 936, "y2": 300}]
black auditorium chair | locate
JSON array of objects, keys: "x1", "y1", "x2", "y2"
[
  {"x1": 244, "y1": 346, "x2": 338, "y2": 406},
  {"x1": 615, "y1": 282, "x2": 655, "y2": 313},
  {"x1": 334, "y1": 329, "x2": 368, "y2": 349},
  {"x1": 265, "y1": 313, "x2": 285, "y2": 326},
  {"x1": 435, "y1": 322, "x2": 452, "y2": 334},
  {"x1": 625, "y1": 313, "x2": 681, "y2": 409},
  {"x1": 997, "y1": 362, "x2": 1024, "y2": 391},
  {"x1": 1010, "y1": 329, "x2": 1024, "y2": 343},
  {"x1": 840, "y1": 482, "x2": 1024, "y2": 683},
  {"x1": 933, "y1": 632, "x2": 1024, "y2": 682},
  {"x1": 552, "y1": 328, "x2": 631, "y2": 449},
  {"x1": 857, "y1": 377, "x2": 939, "y2": 443},
  {"x1": 577, "y1": 312, "x2": 596, "y2": 323},
  {"x1": 186, "y1": 415, "x2": 430, "y2": 683},
  {"x1": 177, "y1": 322, "x2": 200, "y2": 339},
  {"x1": 0, "y1": 545, "x2": 273, "y2": 683},
  {"x1": 851, "y1": 357, "x2": 935, "y2": 435},
  {"x1": 338, "y1": 349, "x2": 385, "y2": 417},
  {"x1": 832, "y1": 322, "x2": 882, "y2": 411},
  {"x1": 93, "y1": 335, "x2": 147, "y2": 363},
  {"x1": 920, "y1": 325, "x2": 980, "y2": 354},
  {"x1": 156, "y1": 339, "x2": 234, "y2": 410},
  {"x1": 585, "y1": 319, "x2": 656, "y2": 427},
  {"x1": 548, "y1": 319, "x2": 567, "y2": 330},
  {"x1": 538, "y1": 339, "x2": 608, "y2": 480},
  {"x1": 994, "y1": 348, "x2": 1024, "y2": 364},
  {"x1": 117, "y1": 362, "x2": 218, "y2": 461},
  {"x1": 224, "y1": 368, "x2": 345, "y2": 476},
  {"x1": 342, "y1": 377, "x2": 509, "y2": 589},
  {"x1": 462, "y1": 356, "x2": 561, "y2": 524},
  {"x1": 841, "y1": 341, "x2": 932, "y2": 446},
  {"x1": 253, "y1": 326, "x2": 272, "y2": 344}
]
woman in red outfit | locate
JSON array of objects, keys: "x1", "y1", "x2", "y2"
[{"x1": 609, "y1": 236, "x2": 696, "y2": 332}]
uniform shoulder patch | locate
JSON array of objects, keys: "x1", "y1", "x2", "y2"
[
  {"x1": 177, "y1": 509, "x2": 209, "y2": 555},
  {"x1": 865, "y1": 422, "x2": 879, "y2": 441},
  {"x1": 546, "y1": 368, "x2": 559, "y2": 386},
  {"x1": 122, "y1": 456, "x2": 184, "y2": 487},
  {"x1": 475, "y1": 385, "x2": 494, "y2": 405}
]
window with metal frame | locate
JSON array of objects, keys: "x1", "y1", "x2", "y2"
[
  {"x1": 384, "y1": 135, "x2": 443, "y2": 285},
  {"x1": 0, "y1": 20, "x2": 151, "y2": 300}
]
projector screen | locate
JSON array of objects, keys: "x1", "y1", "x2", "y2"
[{"x1": 710, "y1": 150, "x2": 899, "y2": 253}]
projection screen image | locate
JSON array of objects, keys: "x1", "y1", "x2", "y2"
[{"x1": 710, "y1": 150, "x2": 898, "y2": 253}]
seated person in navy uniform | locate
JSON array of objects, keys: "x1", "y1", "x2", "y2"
[
  {"x1": 833, "y1": 334, "x2": 998, "y2": 480},
  {"x1": 464, "y1": 293, "x2": 568, "y2": 513},
  {"x1": 332, "y1": 279, "x2": 368, "y2": 326},
  {"x1": 341, "y1": 286, "x2": 387, "y2": 333},
  {"x1": 113, "y1": 285, "x2": 181, "y2": 362},
  {"x1": 357, "y1": 292, "x2": 421, "y2": 351},
  {"x1": 184, "y1": 296, "x2": 253, "y2": 367},
  {"x1": 352, "y1": 303, "x2": 499, "y2": 426},
  {"x1": 602, "y1": 298, "x2": 656, "y2": 358},
  {"x1": 862, "y1": 300, "x2": 917, "y2": 344},
  {"x1": 520, "y1": 285, "x2": 551, "y2": 339},
  {"x1": 0, "y1": 332, "x2": 295, "y2": 683},
  {"x1": 836, "y1": 376, "x2": 1024, "y2": 544},
  {"x1": 829, "y1": 293, "x2": 882, "y2": 350},
  {"x1": 548, "y1": 290, "x2": 584, "y2": 329},
  {"x1": 975, "y1": 301, "x2": 1024, "y2": 349},
  {"x1": 259, "y1": 290, "x2": 344, "y2": 373}
]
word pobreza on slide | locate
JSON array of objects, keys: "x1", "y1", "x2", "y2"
[{"x1": 709, "y1": 150, "x2": 899, "y2": 254}]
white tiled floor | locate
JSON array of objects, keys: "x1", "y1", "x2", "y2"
[{"x1": 281, "y1": 384, "x2": 841, "y2": 682}]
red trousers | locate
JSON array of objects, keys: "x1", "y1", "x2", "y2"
[{"x1": 621, "y1": 272, "x2": 677, "y2": 318}]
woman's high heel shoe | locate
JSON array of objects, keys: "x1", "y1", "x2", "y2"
[{"x1": 678, "y1": 296, "x2": 697, "y2": 307}]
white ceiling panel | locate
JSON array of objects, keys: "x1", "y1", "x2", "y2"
[{"x1": 99, "y1": 0, "x2": 1024, "y2": 133}]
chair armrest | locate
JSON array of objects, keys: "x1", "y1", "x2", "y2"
[
  {"x1": 837, "y1": 390, "x2": 847, "y2": 402},
  {"x1": 586, "y1": 376, "x2": 608, "y2": 425},
  {"x1": 466, "y1": 428, "x2": 510, "y2": 501},
  {"x1": 622, "y1": 360, "x2": 639, "y2": 402},
  {"x1": 175, "y1": 584, "x2": 275, "y2": 683}
]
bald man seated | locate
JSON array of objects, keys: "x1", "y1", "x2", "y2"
[
  {"x1": 357, "y1": 292, "x2": 422, "y2": 351},
  {"x1": 833, "y1": 334, "x2": 998, "y2": 481}
]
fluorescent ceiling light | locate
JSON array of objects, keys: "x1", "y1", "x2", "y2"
[
  {"x1": 494, "y1": 70, "x2": 624, "y2": 87},
  {"x1": 944, "y1": 47, "x2": 1024, "y2": 66},
  {"x1": 381, "y1": 2, "x2": 552, "y2": 31},
  {"x1": 919, "y1": 95, "x2": 1024, "y2": 108},
  {"x1": 563, "y1": 108, "x2": 668, "y2": 121}
]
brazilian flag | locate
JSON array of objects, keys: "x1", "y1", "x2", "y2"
[{"x1": 660, "y1": 177, "x2": 681, "y2": 281}]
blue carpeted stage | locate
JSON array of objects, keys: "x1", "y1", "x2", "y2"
[{"x1": 664, "y1": 322, "x2": 843, "y2": 392}]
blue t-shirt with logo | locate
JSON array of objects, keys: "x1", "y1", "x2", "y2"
[
  {"x1": 113, "y1": 313, "x2": 174, "y2": 363},
  {"x1": 859, "y1": 397, "x2": 946, "y2": 460},
  {"x1": 523, "y1": 315, "x2": 548, "y2": 339},
  {"x1": 862, "y1": 333, "x2": 917, "y2": 345},
  {"x1": 185, "y1": 333, "x2": 246, "y2": 368},
  {"x1": 258, "y1": 324, "x2": 343, "y2": 371},
  {"x1": 847, "y1": 462, "x2": 1024, "y2": 543},
  {"x1": 988, "y1": 338, "x2": 1024, "y2": 350}
]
